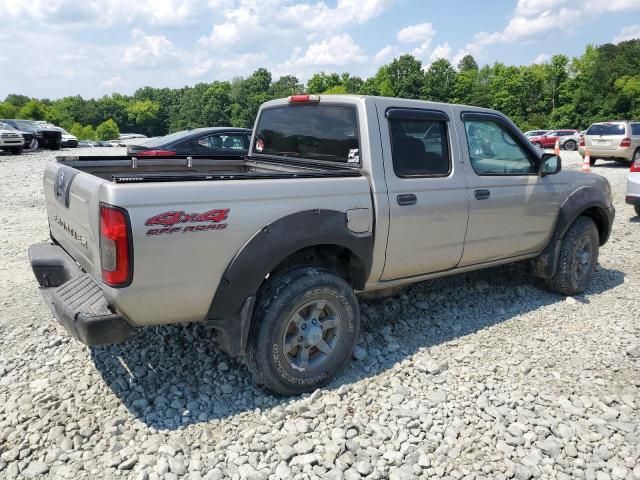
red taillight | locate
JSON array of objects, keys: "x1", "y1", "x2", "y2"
[
  {"x1": 135, "y1": 149, "x2": 176, "y2": 157},
  {"x1": 100, "y1": 204, "x2": 132, "y2": 287},
  {"x1": 579, "y1": 137, "x2": 585, "y2": 147},
  {"x1": 620, "y1": 138, "x2": 631, "y2": 148},
  {"x1": 631, "y1": 159, "x2": 640, "y2": 172},
  {"x1": 289, "y1": 94, "x2": 320, "y2": 103}
]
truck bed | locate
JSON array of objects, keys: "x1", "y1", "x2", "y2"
[{"x1": 55, "y1": 155, "x2": 360, "y2": 183}]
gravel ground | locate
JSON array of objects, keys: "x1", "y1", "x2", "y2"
[{"x1": 0, "y1": 147, "x2": 638, "y2": 480}]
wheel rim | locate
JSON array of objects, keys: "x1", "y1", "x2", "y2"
[
  {"x1": 281, "y1": 299, "x2": 341, "y2": 371},
  {"x1": 572, "y1": 236, "x2": 593, "y2": 281},
  {"x1": 634, "y1": 150, "x2": 640, "y2": 162},
  {"x1": 565, "y1": 141, "x2": 576, "y2": 151}
]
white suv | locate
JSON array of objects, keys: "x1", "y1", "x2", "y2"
[
  {"x1": 0, "y1": 127, "x2": 24, "y2": 154},
  {"x1": 579, "y1": 121, "x2": 640, "y2": 166}
]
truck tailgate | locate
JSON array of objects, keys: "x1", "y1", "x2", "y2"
[{"x1": 43, "y1": 163, "x2": 104, "y2": 279}]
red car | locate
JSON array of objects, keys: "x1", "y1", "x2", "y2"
[{"x1": 529, "y1": 129, "x2": 579, "y2": 149}]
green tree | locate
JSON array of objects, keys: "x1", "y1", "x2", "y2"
[
  {"x1": 69, "y1": 123, "x2": 84, "y2": 139},
  {"x1": 306, "y1": 72, "x2": 342, "y2": 94},
  {"x1": 17, "y1": 100, "x2": 49, "y2": 120},
  {"x1": 270, "y1": 75, "x2": 302, "y2": 98},
  {"x1": 423, "y1": 59, "x2": 457, "y2": 102},
  {"x1": 374, "y1": 55, "x2": 425, "y2": 99},
  {"x1": 96, "y1": 119, "x2": 120, "y2": 140},
  {"x1": 80, "y1": 125, "x2": 97, "y2": 140},
  {"x1": 0, "y1": 102, "x2": 18, "y2": 118}
]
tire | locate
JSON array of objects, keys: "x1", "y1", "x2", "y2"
[
  {"x1": 28, "y1": 138, "x2": 38, "y2": 150},
  {"x1": 52, "y1": 140, "x2": 62, "y2": 150},
  {"x1": 10, "y1": 146, "x2": 23, "y2": 155},
  {"x1": 589, "y1": 156, "x2": 597, "y2": 166},
  {"x1": 246, "y1": 266, "x2": 360, "y2": 395},
  {"x1": 564, "y1": 140, "x2": 577, "y2": 151},
  {"x1": 532, "y1": 142, "x2": 541, "y2": 148},
  {"x1": 634, "y1": 204, "x2": 640, "y2": 217},
  {"x1": 545, "y1": 216, "x2": 599, "y2": 296},
  {"x1": 633, "y1": 148, "x2": 640, "y2": 165}
]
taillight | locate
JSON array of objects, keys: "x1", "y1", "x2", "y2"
[
  {"x1": 289, "y1": 94, "x2": 320, "y2": 103},
  {"x1": 620, "y1": 138, "x2": 631, "y2": 148},
  {"x1": 100, "y1": 204, "x2": 132, "y2": 287},
  {"x1": 631, "y1": 159, "x2": 640, "y2": 172},
  {"x1": 579, "y1": 137, "x2": 585, "y2": 147},
  {"x1": 135, "y1": 149, "x2": 176, "y2": 157}
]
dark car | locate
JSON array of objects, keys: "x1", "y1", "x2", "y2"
[
  {"x1": 0, "y1": 121, "x2": 36, "y2": 149},
  {"x1": 127, "y1": 127, "x2": 251, "y2": 157},
  {"x1": 0, "y1": 119, "x2": 62, "y2": 150}
]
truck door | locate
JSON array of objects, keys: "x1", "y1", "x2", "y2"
[
  {"x1": 456, "y1": 111, "x2": 563, "y2": 266},
  {"x1": 379, "y1": 105, "x2": 469, "y2": 280}
]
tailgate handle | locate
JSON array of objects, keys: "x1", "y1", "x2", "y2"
[
  {"x1": 397, "y1": 194, "x2": 417, "y2": 206},
  {"x1": 474, "y1": 189, "x2": 491, "y2": 200}
]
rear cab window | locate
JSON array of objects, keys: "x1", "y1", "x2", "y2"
[
  {"x1": 253, "y1": 105, "x2": 359, "y2": 164},
  {"x1": 586, "y1": 123, "x2": 626, "y2": 136}
]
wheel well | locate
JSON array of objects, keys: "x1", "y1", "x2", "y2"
[
  {"x1": 580, "y1": 207, "x2": 609, "y2": 245},
  {"x1": 269, "y1": 244, "x2": 367, "y2": 290}
]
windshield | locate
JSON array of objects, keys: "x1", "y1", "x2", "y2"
[
  {"x1": 587, "y1": 123, "x2": 626, "y2": 136},
  {"x1": 254, "y1": 105, "x2": 359, "y2": 164},
  {"x1": 0, "y1": 122, "x2": 16, "y2": 131}
]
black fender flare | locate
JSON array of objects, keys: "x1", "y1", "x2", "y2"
[
  {"x1": 205, "y1": 209, "x2": 373, "y2": 356},
  {"x1": 532, "y1": 186, "x2": 614, "y2": 278}
]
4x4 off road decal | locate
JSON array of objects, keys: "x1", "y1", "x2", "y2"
[{"x1": 145, "y1": 209, "x2": 229, "y2": 236}]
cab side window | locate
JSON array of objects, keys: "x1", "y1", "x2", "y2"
[
  {"x1": 464, "y1": 119, "x2": 536, "y2": 175},
  {"x1": 389, "y1": 119, "x2": 450, "y2": 177}
]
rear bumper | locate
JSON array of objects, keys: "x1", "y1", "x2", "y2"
[
  {"x1": 28, "y1": 242, "x2": 137, "y2": 345},
  {"x1": 579, "y1": 146, "x2": 634, "y2": 161}
]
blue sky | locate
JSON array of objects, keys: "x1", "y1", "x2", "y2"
[{"x1": 1, "y1": 0, "x2": 639, "y2": 99}]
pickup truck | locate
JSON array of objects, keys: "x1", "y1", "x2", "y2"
[{"x1": 29, "y1": 95, "x2": 615, "y2": 395}]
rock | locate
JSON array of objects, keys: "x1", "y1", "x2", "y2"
[
  {"x1": 169, "y1": 458, "x2": 187, "y2": 475},
  {"x1": 289, "y1": 453, "x2": 320, "y2": 467},
  {"x1": 352, "y1": 346, "x2": 367, "y2": 361},
  {"x1": 22, "y1": 462, "x2": 49, "y2": 478},
  {"x1": 217, "y1": 362, "x2": 229, "y2": 371},
  {"x1": 626, "y1": 345, "x2": 640, "y2": 358},
  {"x1": 356, "y1": 460, "x2": 373, "y2": 476},
  {"x1": 514, "y1": 465, "x2": 533, "y2": 480}
]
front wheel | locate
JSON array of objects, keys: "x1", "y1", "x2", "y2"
[
  {"x1": 564, "y1": 140, "x2": 577, "y2": 151},
  {"x1": 246, "y1": 267, "x2": 360, "y2": 395},
  {"x1": 546, "y1": 216, "x2": 599, "y2": 295},
  {"x1": 10, "y1": 146, "x2": 23, "y2": 155}
]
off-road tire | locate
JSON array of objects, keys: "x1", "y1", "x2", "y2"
[
  {"x1": 246, "y1": 267, "x2": 359, "y2": 395},
  {"x1": 546, "y1": 216, "x2": 599, "y2": 295}
]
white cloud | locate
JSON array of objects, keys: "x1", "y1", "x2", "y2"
[
  {"x1": 613, "y1": 24, "x2": 640, "y2": 43},
  {"x1": 429, "y1": 43, "x2": 452, "y2": 62},
  {"x1": 100, "y1": 76, "x2": 127, "y2": 92},
  {"x1": 123, "y1": 29, "x2": 182, "y2": 68},
  {"x1": 373, "y1": 45, "x2": 398, "y2": 63},
  {"x1": 532, "y1": 53, "x2": 551, "y2": 63},
  {"x1": 291, "y1": 34, "x2": 366, "y2": 67},
  {"x1": 397, "y1": 22, "x2": 436, "y2": 43}
]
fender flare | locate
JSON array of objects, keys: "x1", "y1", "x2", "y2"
[
  {"x1": 532, "y1": 186, "x2": 614, "y2": 278},
  {"x1": 205, "y1": 209, "x2": 373, "y2": 355}
]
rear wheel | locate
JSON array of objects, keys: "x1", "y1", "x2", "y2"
[
  {"x1": 532, "y1": 142, "x2": 541, "y2": 148},
  {"x1": 246, "y1": 267, "x2": 360, "y2": 395},
  {"x1": 546, "y1": 216, "x2": 599, "y2": 295},
  {"x1": 564, "y1": 140, "x2": 577, "y2": 151},
  {"x1": 589, "y1": 156, "x2": 597, "y2": 166},
  {"x1": 633, "y1": 148, "x2": 640, "y2": 164},
  {"x1": 634, "y1": 204, "x2": 640, "y2": 217}
]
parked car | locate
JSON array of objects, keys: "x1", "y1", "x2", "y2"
[
  {"x1": 127, "y1": 127, "x2": 251, "y2": 157},
  {"x1": 28, "y1": 94, "x2": 614, "y2": 395},
  {"x1": 0, "y1": 126, "x2": 24, "y2": 154},
  {"x1": 0, "y1": 119, "x2": 62, "y2": 149},
  {"x1": 529, "y1": 130, "x2": 580, "y2": 149},
  {"x1": 524, "y1": 129, "x2": 549, "y2": 138},
  {"x1": 119, "y1": 133, "x2": 148, "y2": 140},
  {"x1": 77, "y1": 140, "x2": 95, "y2": 148},
  {"x1": 627, "y1": 156, "x2": 640, "y2": 216},
  {"x1": 579, "y1": 121, "x2": 640, "y2": 166},
  {"x1": 56, "y1": 128, "x2": 78, "y2": 148},
  {"x1": 0, "y1": 121, "x2": 36, "y2": 149}
]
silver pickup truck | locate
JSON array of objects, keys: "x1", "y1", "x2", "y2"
[{"x1": 29, "y1": 95, "x2": 615, "y2": 394}]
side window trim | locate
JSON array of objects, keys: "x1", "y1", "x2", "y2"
[
  {"x1": 460, "y1": 111, "x2": 540, "y2": 176},
  {"x1": 386, "y1": 107, "x2": 452, "y2": 179}
]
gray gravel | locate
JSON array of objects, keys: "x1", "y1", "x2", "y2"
[{"x1": 0, "y1": 147, "x2": 639, "y2": 479}]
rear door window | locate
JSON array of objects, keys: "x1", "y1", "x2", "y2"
[
  {"x1": 389, "y1": 118, "x2": 450, "y2": 177},
  {"x1": 254, "y1": 105, "x2": 359, "y2": 164},
  {"x1": 631, "y1": 124, "x2": 640, "y2": 136},
  {"x1": 197, "y1": 133, "x2": 247, "y2": 151},
  {"x1": 586, "y1": 124, "x2": 626, "y2": 136}
]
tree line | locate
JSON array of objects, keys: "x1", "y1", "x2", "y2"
[{"x1": 0, "y1": 39, "x2": 638, "y2": 139}]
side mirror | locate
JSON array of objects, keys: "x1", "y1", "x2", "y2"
[{"x1": 540, "y1": 153, "x2": 561, "y2": 176}]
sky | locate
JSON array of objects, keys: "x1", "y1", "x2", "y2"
[{"x1": 1, "y1": 0, "x2": 640, "y2": 99}]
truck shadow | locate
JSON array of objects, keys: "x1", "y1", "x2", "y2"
[{"x1": 90, "y1": 262, "x2": 624, "y2": 430}]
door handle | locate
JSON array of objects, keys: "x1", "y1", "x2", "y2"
[
  {"x1": 474, "y1": 189, "x2": 490, "y2": 200},
  {"x1": 397, "y1": 194, "x2": 417, "y2": 206}
]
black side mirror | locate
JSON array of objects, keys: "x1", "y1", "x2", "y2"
[{"x1": 540, "y1": 153, "x2": 561, "y2": 177}]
